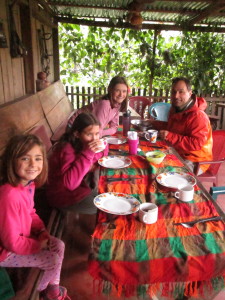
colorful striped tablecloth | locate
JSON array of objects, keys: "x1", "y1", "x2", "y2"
[{"x1": 89, "y1": 136, "x2": 225, "y2": 299}]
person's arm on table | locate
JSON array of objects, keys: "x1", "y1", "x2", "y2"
[{"x1": 159, "y1": 112, "x2": 210, "y2": 152}]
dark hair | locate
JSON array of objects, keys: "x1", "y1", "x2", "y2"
[
  {"x1": 58, "y1": 112, "x2": 100, "y2": 152},
  {"x1": 101, "y1": 76, "x2": 129, "y2": 112},
  {"x1": 172, "y1": 77, "x2": 192, "y2": 91},
  {"x1": 0, "y1": 134, "x2": 48, "y2": 187}
]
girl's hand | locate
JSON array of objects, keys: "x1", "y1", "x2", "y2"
[
  {"x1": 40, "y1": 238, "x2": 49, "y2": 250},
  {"x1": 88, "y1": 139, "x2": 105, "y2": 153},
  {"x1": 38, "y1": 229, "x2": 50, "y2": 241}
]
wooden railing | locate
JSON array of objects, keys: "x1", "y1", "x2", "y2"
[{"x1": 65, "y1": 85, "x2": 225, "y2": 129}]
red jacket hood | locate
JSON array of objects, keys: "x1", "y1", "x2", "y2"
[
  {"x1": 171, "y1": 96, "x2": 207, "y2": 114},
  {"x1": 194, "y1": 96, "x2": 207, "y2": 111}
]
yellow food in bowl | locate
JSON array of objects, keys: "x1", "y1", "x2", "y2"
[{"x1": 146, "y1": 151, "x2": 166, "y2": 164}]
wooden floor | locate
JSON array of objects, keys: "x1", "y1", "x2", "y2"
[{"x1": 60, "y1": 164, "x2": 225, "y2": 300}]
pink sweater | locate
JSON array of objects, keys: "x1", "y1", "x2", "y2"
[
  {"x1": 67, "y1": 99, "x2": 121, "y2": 136},
  {"x1": 46, "y1": 142, "x2": 109, "y2": 208},
  {"x1": 0, "y1": 182, "x2": 44, "y2": 262}
]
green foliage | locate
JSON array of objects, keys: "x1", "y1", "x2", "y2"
[{"x1": 59, "y1": 23, "x2": 225, "y2": 93}]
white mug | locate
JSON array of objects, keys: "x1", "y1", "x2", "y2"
[
  {"x1": 139, "y1": 203, "x2": 158, "y2": 224},
  {"x1": 145, "y1": 130, "x2": 158, "y2": 143},
  {"x1": 95, "y1": 138, "x2": 107, "y2": 153},
  {"x1": 175, "y1": 184, "x2": 194, "y2": 202}
]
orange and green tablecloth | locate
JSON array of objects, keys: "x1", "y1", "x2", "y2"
[{"x1": 88, "y1": 136, "x2": 225, "y2": 299}]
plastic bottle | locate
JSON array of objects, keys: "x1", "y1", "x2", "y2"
[{"x1": 122, "y1": 109, "x2": 131, "y2": 136}]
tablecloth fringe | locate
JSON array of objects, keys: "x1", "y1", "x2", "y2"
[{"x1": 92, "y1": 276, "x2": 225, "y2": 298}]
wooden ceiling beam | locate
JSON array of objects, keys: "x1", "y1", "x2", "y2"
[
  {"x1": 56, "y1": 16, "x2": 225, "y2": 32},
  {"x1": 188, "y1": 2, "x2": 225, "y2": 25},
  {"x1": 56, "y1": 14, "x2": 225, "y2": 26}
]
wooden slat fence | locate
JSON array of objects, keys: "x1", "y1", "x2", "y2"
[{"x1": 65, "y1": 86, "x2": 225, "y2": 129}]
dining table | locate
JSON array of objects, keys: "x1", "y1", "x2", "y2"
[{"x1": 88, "y1": 129, "x2": 225, "y2": 300}]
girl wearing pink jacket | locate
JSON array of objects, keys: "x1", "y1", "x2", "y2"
[
  {"x1": 0, "y1": 135, "x2": 70, "y2": 300},
  {"x1": 67, "y1": 76, "x2": 129, "y2": 137},
  {"x1": 47, "y1": 112, "x2": 109, "y2": 214}
]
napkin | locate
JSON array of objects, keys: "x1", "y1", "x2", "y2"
[{"x1": 127, "y1": 131, "x2": 138, "y2": 140}]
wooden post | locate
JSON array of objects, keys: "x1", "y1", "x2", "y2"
[
  {"x1": 71, "y1": 86, "x2": 74, "y2": 108},
  {"x1": 82, "y1": 87, "x2": 85, "y2": 106},
  {"x1": 76, "y1": 86, "x2": 79, "y2": 109},
  {"x1": 88, "y1": 87, "x2": 91, "y2": 104},
  {"x1": 149, "y1": 29, "x2": 159, "y2": 97}
]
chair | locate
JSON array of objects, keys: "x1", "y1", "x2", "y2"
[
  {"x1": 195, "y1": 130, "x2": 225, "y2": 186},
  {"x1": 149, "y1": 102, "x2": 171, "y2": 121},
  {"x1": 210, "y1": 186, "x2": 225, "y2": 201},
  {"x1": 129, "y1": 96, "x2": 152, "y2": 118}
]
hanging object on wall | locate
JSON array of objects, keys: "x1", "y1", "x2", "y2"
[
  {"x1": 36, "y1": 71, "x2": 51, "y2": 92},
  {"x1": 9, "y1": 4, "x2": 27, "y2": 58},
  {"x1": 37, "y1": 25, "x2": 53, "y2": 76},
  {"x1": 0, "y1": 21, "x2": 8, "y2": 48}
]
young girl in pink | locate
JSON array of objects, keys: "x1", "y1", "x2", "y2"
[
  {"x1": 67, "y1": 76, "x2": 129, "y2": 137},
  {"x1": 47, "y1": 112, "x2": 108, "y2": 214},
  {"x1": 0, "y1": 134, "x2": 70, "y2": 300}
]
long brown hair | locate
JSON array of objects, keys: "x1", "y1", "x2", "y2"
[
  {"x1": 58, "y1": 112, "x2": 100, "y2": 153},
  {"x1": 101, "y1": 76, "x2": 129, "y2": 112},
  {"x1": 0, "y1": 134, "x2": 48, "y2": 187}
]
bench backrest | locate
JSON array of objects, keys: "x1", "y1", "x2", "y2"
[{"x1": 0, "y1": 81, "x2": 73, "y2": 154}]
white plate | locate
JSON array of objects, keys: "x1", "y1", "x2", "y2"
[
  {"x1": 98, "y1": 155, "x2": 131, "y2": 169},
  {"x1": 156, "y1": 172, "x2": 196, "y2": 188},
  {"x1": 94, "y1": 192, "x2": 140, "y2": 215},
  {"x1": 106, "y1": 137, "x2": 127, "y2": 145}
]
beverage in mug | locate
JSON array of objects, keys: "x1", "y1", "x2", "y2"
[
  {"x1": 145, "y1": 130, "x2": 158, "y2": 143},
  {"x1": 139, "y1": 203, "x2": 158, "y2": 224},
  {"x1": 175, "y1": 184, "x2": 194, "y2": 202},
  {"x1": 95, "y1": 138, "x2": 107, "y2": 153}
]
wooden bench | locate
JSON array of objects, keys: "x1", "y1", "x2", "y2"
[
  {"x1": 0, "y1": 80, "x2": 73, "y2": 154},
  {"x1": 0, "y1": 81, "x2": 73, "y2": 300}
]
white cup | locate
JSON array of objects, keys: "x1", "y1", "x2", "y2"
[
  {"x1": 145, "y1": 130, "x2": 158, "y2": 143},
  {"x1": 95, "y1": 138, "x2": 107, "y2": 153},
  {"x1": 139, "y1": 203, "x2": 158, "y2": 224},
  {"x1": 175, "y1": 184, "x2": 194, "y2": 202}
]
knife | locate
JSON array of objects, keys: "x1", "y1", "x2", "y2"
[{"x1": 107, "y1": 177, "x2": 142, "y2": 182}]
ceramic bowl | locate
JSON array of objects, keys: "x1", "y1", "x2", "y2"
[
  {"x1": 131, "y1": 119, "x2": 152, "y2": 131},
  {"x1": 145, "y1": 151, "x2": 166, "y2": 164}
]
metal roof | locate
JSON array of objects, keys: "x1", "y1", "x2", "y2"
[{"x1": 45, "y1": 0, "x2": 225, "y2": 32}]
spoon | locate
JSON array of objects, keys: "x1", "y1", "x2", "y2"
[{"x1": 173, "y1": 216, "x2": 223, "y2": 228}]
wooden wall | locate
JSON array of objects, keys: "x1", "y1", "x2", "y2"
[{"x1": 0, "y1": 0, "x2": 57, "y2": 105}]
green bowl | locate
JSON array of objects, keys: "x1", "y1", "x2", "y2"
[{"x1": 146, "y1": 151, "x2": 166, "y2": 164}]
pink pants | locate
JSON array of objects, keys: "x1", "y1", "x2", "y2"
[{"x1": 0, "y1": 236, "x2": 64, "y2": 291}]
